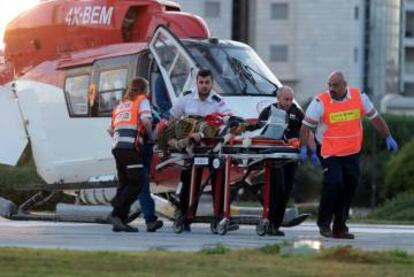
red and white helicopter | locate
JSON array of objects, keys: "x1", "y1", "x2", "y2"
[{"x1": 0, "y1": 0, "x2": 306, "y2": 226}]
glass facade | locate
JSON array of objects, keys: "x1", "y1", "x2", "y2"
[{"x1": 365, "y1": 0, "x2": 402, "y2": 103}]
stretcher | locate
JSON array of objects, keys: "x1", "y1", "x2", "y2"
[{"x1": 156, "y1": 136, "x2": 309, "y2": 235}]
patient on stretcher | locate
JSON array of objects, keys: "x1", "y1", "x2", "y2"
[{"x1": 156, "y1": 108, "x2": 293, "y2": 156}]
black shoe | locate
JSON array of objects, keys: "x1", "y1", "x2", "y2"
[
  {"x1": 227, "y1": 219, "x2": 240, "y2": 232},
  {"x1": 183, "y1": 222, "x2": 191, "y2": 232},
  {"x1": 112, "y1": 226, "x2": 124, "y2": 232},
  {"x1": 108, "y1": 215, "x2": 128, "y2": 232},
  {"x1": 146, "y1": 220, "x2": 164, "y2": 232},
  {"x1": 333, "y1": 231, "x2": 355, "y2": 239},
  {"x1": 333, "y1": 222, "x2": 349, "y2": 232},
  {"x1": 124, "y1": 211, "x2": 141, "y2": 224},
  {"x1": 267, "y1": 225, "x2": 285, "y2": 236},
  {"x1": 319, "y1": 225, "x2": 333, "y2": 238},
  {"x1": 124, "y1": 224, "x2": 139, "y2": 233}
]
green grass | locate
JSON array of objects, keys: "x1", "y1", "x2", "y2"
[
  {"x1": 351, "y1": 218, "x2": 414, "y2": 225},
  {"x1": 0, "y1": 246, "x2": 412, "y2": 277},
  {"x1": 365, "y1": 192, "x2": 414, "y2": 223},
  {"x1": 199, "y1": 243, "x2": 230, "y2": 254},
  {"x1": 320, "y1": 246, "x2": 413, "y2": 264},
  {"x1": 0, "y1": 149, "x2": 43, "y2": 190},
  {"x1": 0, "y1": 164, "x2": 44, "y2": 207},
  {"x1": 0, "y1": 164, "x2": 72, "y2": 211},
  {"x1": 0, "y1": 164, "x2": 42, "y2": 187},
  {"x1": 297, "y1": 192, "x2": 414, "y2": 225}
]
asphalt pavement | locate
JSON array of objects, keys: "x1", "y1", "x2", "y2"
[{"x1": 1, "y1": 217, "x2": 414, "y2": 253}]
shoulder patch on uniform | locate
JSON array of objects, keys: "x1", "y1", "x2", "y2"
[
  {"x1": 183, "y1": 90, "x2": 192, "y2": 96},
  {"x1": 212, "y1": 94, "x2": 222, "y2": 103}
]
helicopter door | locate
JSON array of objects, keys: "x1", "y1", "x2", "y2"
[
  {"x1": 0, "y1": 85, "x2": 28, "y2": 166},
  {"x1": 149, "y1": 25, "x2": 199, "y2": 101}
]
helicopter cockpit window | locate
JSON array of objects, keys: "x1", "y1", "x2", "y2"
[
  {"x1": 170, "y1": 54, "x2": 191, "y2": 95},
  {"x1": 98, "y1": 68, "x2": 128, "y2": 115},
  {"x1": 152, "y1": 32, "x2": 193, "y2": 96},
  {"x1": 153, "y1": 33, "x2": 177, "y2": 72},
  {"x1": 186, "y1": 44, "x2": 279, "y2": 96},
  {"x1": 65, "y1": 75, "x2": 90, "y2": 116}
]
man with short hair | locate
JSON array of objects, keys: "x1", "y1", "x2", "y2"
[
  {"x1": 171, "y1": 69, "x2": 231, "y2": 231},
  {"x1": 171, "y1": 69, "x2": 231, "y2": 118},
  {"x1": 257, "y1": 86, "x2": 304, "y2": 236},
  {"x1": 300, "y1": 71, "x2": 398, "y2": 239}
]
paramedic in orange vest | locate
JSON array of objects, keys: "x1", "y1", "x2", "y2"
[
  {"x1": 300, "y1": 71, "x2": 398, "y2": 239},
  {"x1": 107, "y1": 77, "x2": 154, "y2": 232}
]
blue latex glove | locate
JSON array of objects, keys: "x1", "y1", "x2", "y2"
[
  {"x1": 386, "y1": 136, "x2": 399, "y2": 153},
  {"x1": 145, "y1": 130, "x2": 156, "y2": 144},
  {"x1": 152, "y1": 110, "x2": 161, "y2": 125},
  {"x1": 311, "y1": 150, "x2": 320, "y2": 167},
  {"x1": 299, "y1": 146, "x2": 308, "y2": 161}
]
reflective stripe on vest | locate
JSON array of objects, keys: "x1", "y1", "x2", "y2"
[
  {"x1": 111, "y1": 95, "x2": 147, "y2": 149},
  {"x1": 319, "y1": 88, "x2": 364, "y2": 157}
]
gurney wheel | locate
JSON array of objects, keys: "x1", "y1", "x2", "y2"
[
  {"x1": 210, "y1": 220, "x2": 218, "y2": 234},
  {"x1": 256, "y1": 218, "x2": 269, "y2": 236},
  {"x1": 173, "y1": 220, "x2": 184, "y2": 234},
  {"x1": 217, "y1": 218, "x2": 229, "y2": 235},
  {"x1": 173, "y1": 214, "x2": 185, "y2": 234}
]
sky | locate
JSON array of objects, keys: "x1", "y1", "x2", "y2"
[{"x1": 0, "y1": 0, "x2": 40, "y2": 50}]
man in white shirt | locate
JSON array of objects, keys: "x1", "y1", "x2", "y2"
[
  {"x1": 171, "y1": 69, "x2": 232, "y2": 232},
  {"x1": 171, "y1": 71, "x2": 231, "y2": 119},
  {"x1": 300, "y1": 71, "x2": 398, "y2": 239}
]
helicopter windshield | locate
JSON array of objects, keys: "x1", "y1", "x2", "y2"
[{"x1": 184, "y1": 42, "x2": 280, "y2": 96}]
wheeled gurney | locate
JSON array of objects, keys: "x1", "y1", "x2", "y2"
[{"x1": 156, "y1": 135, "x2": 309, "y2": 235}]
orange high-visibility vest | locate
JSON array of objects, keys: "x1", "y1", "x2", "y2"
[
  {"x1": 319, "y1": 87, "x2": 365, "y2": 157},
  {"x1": 111, "y1": 95, "x2": 147, "y2": 149}
]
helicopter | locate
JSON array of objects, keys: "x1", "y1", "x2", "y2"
[{"x1": 0, "y1": 0, "x2": 307, "y2": 228}]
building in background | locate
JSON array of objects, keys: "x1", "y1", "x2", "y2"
[
  {"x1": 174, "y1": 0, "x2": 409, "y2": 110},
  {"x1": 402, "y1": 0, "x2": 414, "y2": 97},
  {"x1": 175, "y1": 0, "x2": 367, "y2": 103},
  {"x1": 173, "y1": 0, "x2": 233, "y2": 39},
  {"x1": 381, "y1": 0, "x2": 414, "y2": 115},
  {"x1": 247, "y1": 0, "x2": 365, "y2": 103},
  {"x1": 366, "y1": 0, "x2": 403, "y2": 114}
]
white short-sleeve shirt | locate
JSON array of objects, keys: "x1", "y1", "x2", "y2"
[
  {"x1": 139, "y1": 98, "x2": 152, "y2": 120},
  {"x1": 303, "y1": 90, "x2": 377, "y2": 142},
  {"x1": 170, "y1": 88, "x2": 231, "y2": 118}
]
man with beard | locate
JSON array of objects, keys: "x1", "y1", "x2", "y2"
[
  {"x1": 300, "y1": 71, "x2": 398, "y2": 239},
  {"x1": 170, "y1": 69, "x2": 232, "y2": 232}
]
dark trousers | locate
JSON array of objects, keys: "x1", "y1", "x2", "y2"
[
  {"x1": 179, "y1": 166, "x2": 225, "y2": 221},
  {"x1": 139, "y1": 143, "x2": 157, "y2": 223},
  {"x1": 317, "y1": 152, "x2": 360, "y2": 232},
  {"x1": 111, "y1": 148, "x2": 147, "y2": 221},
  {"x1": 269, "y1": 162, "x2": 297, "y2": 228}
]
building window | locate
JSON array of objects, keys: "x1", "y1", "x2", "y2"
[
  {"x1": 271, "y1": 3, "x2": 289, "y2": 20},
  {"x1": 270, "y1": 45, "x2": 288, "y2": 62},
  {"x1": 354, "y1": 6, "x2": 359, "y2": 20},
  {"x1": 205, "y1": 1, "x2": 220, "y2": 18},
  {"x1": 354, "y1": 48, "x2": 359, "y2": 63}
]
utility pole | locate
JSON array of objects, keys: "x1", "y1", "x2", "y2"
[
  {"x1": 232, "y1": 0, "x2": 250, "y2": 44},
  {"x1": 363, "y1": 0, "x2": 377, "y2": 209}
]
